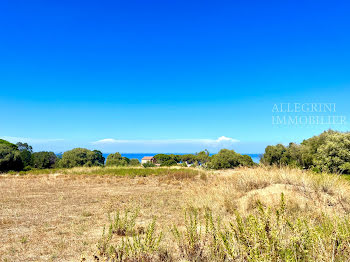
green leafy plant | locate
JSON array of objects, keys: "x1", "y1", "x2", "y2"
[{"x1": 143, "y1": 162, "x2": 156, "y2": 168}]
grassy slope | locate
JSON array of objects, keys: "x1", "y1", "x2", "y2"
[{"x1": 1, "y1": 167, "x2": 350, "y2": 261}]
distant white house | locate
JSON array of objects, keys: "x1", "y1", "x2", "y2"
[{"x1": 141, "y1": 156, "x2": 156, "y2": 164}]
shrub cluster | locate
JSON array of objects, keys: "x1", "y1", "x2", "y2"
[
  {"x1": 261, "y1": 130, "x2": 350, "y2": 174},
  {"x1": 0, "y1": 140, "x2": 23, "y2": 171},
  {"x1": 206, "y1": 149, "x2": 255, "y2": 169},
  {"x1": 105, "y1": 152, "x2": 140, "y2": 167},
  {"x1": 153, "y1": 150, "x2": 254, "y2": 169},
  {"x1": 58, "y1": 148, "x2": 105, "y2": 168},
  {"x1": 153, "y1": 150, "x2": 210, "y2": 166}
]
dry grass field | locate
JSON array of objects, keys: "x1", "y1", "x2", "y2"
[{"x1": 1, "y1": 166, "x2": 350, "y2": 261}]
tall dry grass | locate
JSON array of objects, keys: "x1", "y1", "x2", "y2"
[
  {"x1": 2, "y1": 166, "x2": 350, "y2": 261},
  {"x1": 92, "y1": 166, "x2": 350, "y2": 261}
]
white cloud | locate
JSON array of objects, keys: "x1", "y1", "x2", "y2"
[
  {"x1": 93, "y1": 138, "x2": 119, "y2": 144},
  {"x1": 91, "y1": 137, "x2": 239, "y2": 152},
  {"x1": 216, "y1": 136, "x2": 239, "y2": 143},
  {"x1": 92, "y1": 136, "x2": 239, "y2": 145}
]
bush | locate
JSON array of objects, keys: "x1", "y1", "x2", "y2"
[
  {"x1": 313, "y1": 131, "x2": 350, "y2": 173},
  {"x1": 207, "y1": 149, "x2": 254, "y2": 169},
  {"x1": 92, "y1": 150, "x2": 105, "y2": 166},
  {"x1": 181, "y1": 154, "x2": 196, "y2": 164},
  {"x1": 169, "y1": 154, "x2": 182, "y2": 163},
  {"x1": 129, "y1": 158, "x2": 140, "y2": 166},
  {"x1": 196, "y1": 150, "x2": 210, "y2": 165},
  {"x1": 16, "y1": 142, "x2": 33, "y2": 167},
  {"x1": 0, "y1": 144, "x2": 23, "y2": 172},
  {"x1": 261, "y1": 143, "x2": 303, "y2": 167},
  {"x1": 59, "y1": 148, "x2": 104, "y2": 168},
  {"x1": 239, "y1": 154, "x2": 255, "y2": 167},
  {"x1": 143, "y1": 162, "x2": 155, "y2": 168},
  {"x1": 160, "y1": 159, "x2": 177, "y2": 166},
  {"x1": 154, "y1": 154, "x2": 172, "y2": 164},
  {"x1": 106, "y1": 152, "x2": 130, "y2": 166},
  {"x1": 31, "y1": 151, "x2": 57, "y2": 169}
]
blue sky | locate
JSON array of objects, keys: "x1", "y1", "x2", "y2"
[{"x1": 0, "y1": 0, "x2": 349, "y2": 153}]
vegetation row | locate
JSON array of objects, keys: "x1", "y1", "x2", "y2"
[{"x1": 1, "y1": 130, "x2": 349, "y2": 175}]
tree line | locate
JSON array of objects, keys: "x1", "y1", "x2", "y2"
[
  {"x1": 3, "y1": 130, "x2": 348, "y2": 173},
  {"x1": 0, "y1": 139, "x2": 255, "y2": 172},
  {"x1": 261, "y1": 130, "x2": 350, "y2": 174}
]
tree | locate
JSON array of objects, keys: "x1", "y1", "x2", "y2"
[
  {"x1": 59, "y1": 148, "x2": 103, "y2": 168},
  {"x1": 0, "y1": 144, "x2": 23, "y2": 171},
  {"x1": 129, "y1": 159, "x2": 140, "y2": 166},
  {"x1": 261, "y1": 144, "x2": 287, "y2": 166},
  {"x1": 154, "y1": 154, "x2": 171, "y2": 164},
  {"x1": 32, "y1": 152, "x2": 57, "y2": 169},
  {"x1": 16, "y1": 142, "x2": 33, "y2": 168},
  {"x1": 238, "y1": 154, "x2": 255, "y2": 167},
  {"x1": 207, "y1": 149, "x2": 241, "y2": 169},
  {"x1": 160, "y1": 159, "x2": 177, "y2": 166},
  {"x1": 181, "y1": 154, "x2": 196, "y2": 164},
  {"x1": 196, "y1": 150, "x2": 210, "y2": 165},
  {"x1": 207, "y1": 149, "x2": 253, "y2": 169},
  {"x1": 142, "y1": 162, "x2": 155, "y2": 168},
  {"x1": 106, "y1": 152, "x2": 128, "y2": 166},
  {"x1": 260, "y1": 130, "x2": 350, "y2": 174},
  {"x1": 313, "y1": 131, "x2": 350, "y2": 174},
  {"x1": 92, "y1": 150, "x2": 105, "y2": 166},
  {"x1": 169, "y1": 154, "x2": 182, "y2": 163},
  {"x1": 16, "y1": 142, "x2": 33, "y2": 152}
]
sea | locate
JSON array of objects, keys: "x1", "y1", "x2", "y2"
[{"x1": 103, "y1": 153, "x2": 261, "y2": 163}]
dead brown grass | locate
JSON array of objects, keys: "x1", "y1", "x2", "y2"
[{"x1": 1, "y1": 166, "x2": 350, "y2": 261}]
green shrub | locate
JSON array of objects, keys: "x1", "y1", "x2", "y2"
[
  {"x1": 169, "y1": 154, "x2": 182, "y2": 163},
  {"x1": 313, "y1": 131, "x2": 350, "y2": 174},
  {"x1": 154, "y1": 154, "x2": 172, "y2": 164},
  {"x1": 129, "y1": 158, "x2": 141, "y2": 166},
  {"x1": 0, "y1": 144, "x2": 23, "y2": 172},
  {"x1": 239, "y1": 154, "x2": 255, "y2": 167},
  {"x1": 181, "y1": 154, "x2": 196, "y2": 164},
  {"x1": 207, "y1": 149, "x2": 254, "y2": 169},
  {"x1": 106, "y1": 152, "x2": 132, "y2": 166},
  {"x1": 108, "y1": 209, "x2": 139, "y2": 236},
  {"x1": 143, "y1": 162, "x2": 156, "y2": 168},
  {"x1": 196, "y1": 150, "x2": 210, "y2": 165},
  {"x1": 16, "y1": 142, "x2": 33, "y2": 167},
  {"x1": 160, "y1": 159, "x2": 177, "y2": 166},
  {"x1": 92, "y1": 150, "x2": 105, "y2": 166},
  {"x1": 59, "y1": 148, "x2": 104, "y2": 168},
  {"x1": 31, "y1": 151, "x2": 57, "y2": 169}
]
